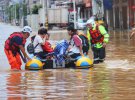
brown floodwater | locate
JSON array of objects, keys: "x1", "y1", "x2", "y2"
[{"x1": 0, "y1": 27, "x2": 135, "y2": 100}]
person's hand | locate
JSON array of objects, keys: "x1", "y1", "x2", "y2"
[
  {"x1": 130, "y1": 32, "x2": 134, "y2": 39},
  {"x1": 102, "y1": 42, "x2": 107, "y2": 48},
  {"x1": 80, "y1": 52, "x2": 84, "y2": 57},
  {"x1": 27, "y1": 57, "x2": 31, "y2": 61},
  {"x1": 67, "y1": 46, "x2": 71, "y2": 51}
]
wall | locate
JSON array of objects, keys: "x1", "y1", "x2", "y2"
[
  {"x1": 38, "y1": 8, "x2": 46, "y2": 24},
  {"x1": 31, "y1": 14, "x2": 39, "y2": 30},
  {"x1": 27, "y1": 14, "x2": 39, "y2": 30}
]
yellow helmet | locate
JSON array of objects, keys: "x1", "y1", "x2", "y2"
[{"x1": 98, "y1": 20, "x2": 104, "y2": 24}]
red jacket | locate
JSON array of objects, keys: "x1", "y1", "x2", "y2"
[
  {"x1": 5, "y1": 32, "x2": 26, "y2": 55},
  {"x1": 42, "y1": 41, "x2": 53, "y2": 53}
]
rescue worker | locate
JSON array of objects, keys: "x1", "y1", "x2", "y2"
[
  {"x1": 4, "y1": 26, "x2": 32, "y2": 70},
  {"x1": 86, "y1": 19, "x2": 109, "y2": 64},
  {"x1": 97, "y1": 20, "x2": 108, "y2": 32}
]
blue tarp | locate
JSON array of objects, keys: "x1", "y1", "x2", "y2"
[{"x1": 54, "y1": 40, "x2": 69, "y2": 64}]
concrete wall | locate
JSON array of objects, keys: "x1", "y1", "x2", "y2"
[
  {"x1": 31, "y1": 14, "x2": 39, "y2": 30},
  {"x1": 27, "y1": 14, "x2": 39, "y2": 30},
  {"x1": 27, "y1": 15, "x2": 31, "y2": 27},
  {"x1": 38, "y1": 8, "x2": 46, "y2": 24}
]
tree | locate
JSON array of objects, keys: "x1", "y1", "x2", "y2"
[{"x1": 32, "y1": 5, "x2": 38, "y2": 14}]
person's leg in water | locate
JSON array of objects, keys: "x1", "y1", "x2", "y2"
[
  {"x1": 98, "y1": 47, "x2": 105, "y2": 63},
  {"x1": 4, "y1": 49, "x2": 22, "y2": 70},
  {"x1": 92, "y1": 46, "x2": 99, "y2": 64}
]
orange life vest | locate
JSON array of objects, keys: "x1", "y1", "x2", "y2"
[
  {"x1": 5, "y1": 32, "x2": 26, "y2": 55},
  {"x1": 89, "y1": 26, "x2": 104, "y2": 44}
]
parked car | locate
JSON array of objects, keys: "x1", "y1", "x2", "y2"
[{"x1": 76, "y1": 19, "x2": 87, "y2": 30}]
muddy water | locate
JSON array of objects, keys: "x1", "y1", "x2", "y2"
[{"x1": 0, "y1": 24, "x2": 135, "y2": 100}]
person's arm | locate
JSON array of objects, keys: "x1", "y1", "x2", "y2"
[
  {"x1": 78, "y1": 45, "x2": 84, "y2": 56},
  {"x1": 19, "y1": 45, "x2": 31, "y2": 60},
  {"x1": 37, "y1": 35, "x2": 46, "y2": 45},
  {"x1": 130, "y1": 29, "x2": 135, "y2": 39},
  {"x1": 86, "y1": 28, "x2": 91, "y2": 46},
  {"x1": 99, "y1": 25, "x2": 109, "y2": 47},
  {"x1": 42, "y1": 35, "x2": 47, "y2": 45},
  {"x1": 14, "y1": 36, "x2": 31, "y2": 61},
  {"x1": 73, "y1": 35, "x2": 84, "y2": 56}
]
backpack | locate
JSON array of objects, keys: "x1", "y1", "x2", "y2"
[
  {"x1": 27, "y1": 35, "x2": 39, "y2": 54},
  {"x1": 78, "y1": 34, "x2": 89, "y2": 54}
]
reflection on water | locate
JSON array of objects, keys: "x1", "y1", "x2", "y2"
[
  {"x1": 0, "y1": 29, "x2": 135, "y2": 99},
  {"x1": 0, "y1": 67, "x2": 134, "y2": 100}
]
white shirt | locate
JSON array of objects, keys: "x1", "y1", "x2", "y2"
[
  {"x1": 69, "y1": 35, "x2": 82, "y2": 53},
  {"x1": 33, "y1": 35, "x2": 44, "y2": 53}
]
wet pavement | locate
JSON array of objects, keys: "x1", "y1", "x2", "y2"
[{"x1": 0, "y1": 23, "x2": 135, "y2": 100}]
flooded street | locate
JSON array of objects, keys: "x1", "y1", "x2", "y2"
[{"x1": 0, "y1": 23, "x2": 135, "y2": 100}]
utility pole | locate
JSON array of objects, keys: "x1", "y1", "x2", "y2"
[
  {"x1": 73, "y1": 0, "x2": 77, "y2": 29},
  {"x1": 14, "y1": 2, "x2": 17, "y2": 25},
  {"x1": 45, "y1": 0, "x2": 48, "y2": 30},
  {"x1": 42, "y1": 0, "x2": 45, "y2": 27},
  {"x1": 15, "y1": 4, "x2": 16, "y2": 21}
]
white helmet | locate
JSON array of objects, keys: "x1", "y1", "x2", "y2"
[
  {"x1": 22, "y1": 26, "x2": 32, "y2": 34},
  {"x1": 86, "y1": 19, "x2": 95, "y2": 27}
]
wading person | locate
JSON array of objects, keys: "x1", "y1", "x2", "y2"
[
  {"x1": 86, "y1": 19, "x2": 109, "y2": 64},
  {"x1": 4, "y1": 26, "x2": 32, "y2": 70}
]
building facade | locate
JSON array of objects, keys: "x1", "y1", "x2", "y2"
[
  {"x1": 105, "y1": 0, "x2": 135, "y2": 29},
  {"x1": 0, "y1": 0, "x2": 10, "y2": 22},
  {"x1": 76, "y1": 0, "x2": 92, "y2": 20}
]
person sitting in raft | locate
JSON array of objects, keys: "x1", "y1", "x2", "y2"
[
  {"x1": 67, "y1": 25, "x2": 84, "y2": 60},
  {"x1": 33, "y1": 28, "x2": 47, "y2": 59},
  {"x1": 42, "y1": 33, "x2": 54, "y2": 59},
  {"x1": 42, "y1": 33, "x2": 54, "y2": 53}
]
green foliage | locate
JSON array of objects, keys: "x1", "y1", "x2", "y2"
[
  {"x1": 38, "y1": 4, "x2": 42, "y2": 9},
  {"x1": 5, "y1": 3, "x2": 28, "y2": 22},
  {"x1": 5, "y1": 3, "x2": 41, "y2": 22},
  {"x1": 23, "y1": 3, "x2": 27, "y2": 16},
  {"x1": 16, "y1": 4, "x2": 19, "y2": 20},
  {"x1": 31, "y1": 4, "x2": 42, "y2": 14},
  {"x1": 32, "y1": 5, "x2": 39, "y2": 14}
]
